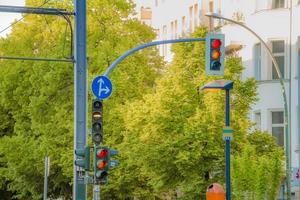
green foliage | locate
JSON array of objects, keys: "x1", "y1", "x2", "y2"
[
  {"x1": 232, "y1": 133, "x2": 284, "y2": 200},
  {"x1": 0, "y1": 0, "x2": 163, "y2": 199},
  {"x1": 0, "y1": 0, "x2": 284, "y2": 199},
  {"x1": 115, "y1": 27, "x2": 266, "y2": 199}
]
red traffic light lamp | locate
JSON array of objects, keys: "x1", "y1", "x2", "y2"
[{"x1": 211, "y1": 39, "x2": 222, "y2": 49}]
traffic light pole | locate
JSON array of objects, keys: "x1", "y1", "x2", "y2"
[
  {"x1": 93, "y1": 185, "x2": 100, "y2": 200},
  {"x1": 74, "y1": 0, "x2": 87, "y2": 200},
  {"x1": 201, "y1": 80, "x2": 233, "y2": 200},
  {"x1": 225, "y1": 89, "x2": 231, "y2": 200},
  {"x1": 0, "y1": 3, "x2": 85, "y2": 200},
  {"x1": 103, "y1": 38, "x2": 205, "y2": 77}
]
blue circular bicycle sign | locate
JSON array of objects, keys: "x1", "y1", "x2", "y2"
[{"x1": 91, "y1": 75, "x2": 113, "y2": 99}]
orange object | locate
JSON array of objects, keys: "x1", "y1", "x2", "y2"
[
  {"x1": 97, "y1": 161, "x2": 107, "y2": 169},
  {"x1": 206, "y1": 183, "x2": 225, "y2": 200},
  {"x1": 211, "y1": 50, "x2": 221, "y2": 60}
]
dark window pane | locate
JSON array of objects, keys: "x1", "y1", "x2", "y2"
[
  {"x1": 272, "y1": 127, "x2": 284, "y2": 146},
  {"x1": 272, "y1": 111, "x2": 284, "y2": 124},
  {"x1": 272, "y1": 40, "x2": 284, "y2": 53},
  {"x1": 273, "y1": 0, "x2": 285, "y2": 8},
  {"x1": 254, "y1": 43, "x2": 261, "y2": 80},
  {"x1": 272, "y1": 56, "x2": 284, "y2": 79},
  {"x1": 255, "y1": 113, "x2": 261, "y2": 129}
]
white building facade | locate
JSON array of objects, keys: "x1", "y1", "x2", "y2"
[
  {"x1": 135, "y1": 0, "x2": 300, "y2": 197},
  {"x1": 217, "y1": 2, "x2": 300, "y2": 196}
]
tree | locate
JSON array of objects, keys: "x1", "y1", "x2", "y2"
[
  {"x1": 0, "y1": 0, "x2": 284, "y2": 199},
  {"x1": 0, "y1": 0, "x2": 163, "y2": 199},
  {"x1": 117, "y1": 27, "x2": 262, "y2": 199},
  {"x1": 231, "y1": 133, "x2": 284, "y2": 200}
]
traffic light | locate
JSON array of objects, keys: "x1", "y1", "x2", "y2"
[
  {"x1": 75, "y1": 146, "x2": 90, "y2": 171},
  {"x1": 94, "y1": 146, "x2": 110, "y2": 184},
  {"x1": 109, "y1": 149, "x2": 119, "y2": 169},
  {"x1": 205, "y1": 33, "x2": 225, "y2": 76},
  {"x1": 92, "y1": 99, "x2": 103, "y2": 144}
]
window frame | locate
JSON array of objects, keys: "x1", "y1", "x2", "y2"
[
  {"x1": 181, "y1": 16, "x2": 186, "y2": 36},
  {"x1": 174, "y1": 20, "x2": 178, "y2": 39},
  {"x1": 162, "y1": 25, "x2": 167, "y2": 56},
  {"x1": 254, "y1": 111, "x2": 261, "y2": 130},
  {"x1": 269, "y1": 39, "x2": 286, "y2": 80},
  {"x1": 269, "y1": 109, "x2": 285, "y2": 146},
  {"x1": 272, "y1": 0, "x2": 286, "y2": 9},
  {"x1": 194, "y1": 3, "x2": 198, "y2": 28},
  {"x1": 253, "y1": 43, "x2": 262, "y2": 80},
  {"x1": 170, "y1": 21, "x2": 174, "y2": 39},
  {"x1": 189, "y1": 6, "x2": 193, "y2": 32}
]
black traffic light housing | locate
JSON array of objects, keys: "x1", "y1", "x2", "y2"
[
  {"x1": 92, "y1": 99, "x2": 103, "y2": 144},
  {"x1": 94, "y1": 146, "x2": 110, "y2": 184}
]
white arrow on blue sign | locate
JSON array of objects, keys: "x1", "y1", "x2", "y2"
[{"x1": 91, "y1": 75, "x2": 113, "y2": 99}]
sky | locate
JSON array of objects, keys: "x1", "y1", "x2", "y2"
[
  {"x1": 0, "y1": 0, "x2": 150, "y2": 37},
  {"x1": 0, "y1": 0, "x2": 25, "y2": 37}
]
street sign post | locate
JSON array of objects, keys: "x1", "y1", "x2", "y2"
[{"x1": 92, "y1": 76, "x2": 113, "y2": 99}]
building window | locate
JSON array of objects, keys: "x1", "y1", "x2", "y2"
[
  {"x1": 155, "y1": 0, "x2": 158, "y2": 6},
  {"x1": 254, "y1": 112, "x2": 261, "y2": 130},
  {"x1": 174, "y1": 20, "x2": 178, "y2": 39},
  {"x1": 182, "y1": 16, "x2": 186, "y2": 35},
  {"x1": 271, "y1": 111, "x2": 284, "y2": 146},
  {"x1": 194, "y1": 4, "x2": 198, "y2": 28},
  {"x1": 209, "y1": 1, "x2": 214, "y2": 12},
  {"x1": 254, "y1": 43, "x2": 261, "y2": 80},
  {"x1": 170, "y1": 21, "x2": 174, "y2": 39},
  {"x1": 271, "y1": 40, "x2": 285, "y2": 79},
  {"x1": 189, "y1": 6, "x2": 193, "y2": 32},
  {"x1": 209, "y1": 1, "x2": 214, "y2": 30},
  {"x1": 162, "y1": 25, "x2": 167, "y2": 56},
  {"x1": 272, "y1": 0, "x2": 285, "y2": 9}
]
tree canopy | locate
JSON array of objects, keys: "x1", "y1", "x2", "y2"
[{"x1": 0, "y1": 0, "x2": 283, "y2": 199}]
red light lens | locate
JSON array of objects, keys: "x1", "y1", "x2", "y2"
[
  {"x1": 211, "y1": 39, "x2": 222, "y2": 49},
  {"x1": 97, "y1": 149, "x2": 108, "y2": 158}
]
